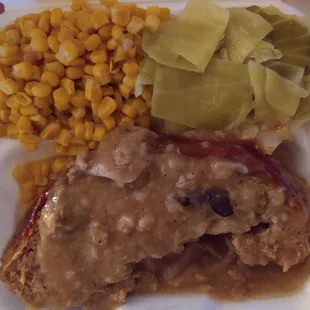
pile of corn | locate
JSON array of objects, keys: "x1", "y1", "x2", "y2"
[
  {"x1": 11, "y1": 156, "x2": 73, "y2": 206},
  {"x1": 0, "y1": 0, "x2": 170, "y2": 156}
]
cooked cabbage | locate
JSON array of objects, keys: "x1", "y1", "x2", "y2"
[
  {"x1": 223, "y1": 8, "x2": 273, "y2": 63},
  {"x1": 142, "y1": 0, "x2": 229, "y2": 72},
  {"x1": 248, "y1": 41, "x2": 282, "y2": 63},
  {"x1": 248, "y1": 61, "x2": 309, "y2": 125},
  {"x1": 151, "y1": 59, "x2": 253, "y2": 129}
]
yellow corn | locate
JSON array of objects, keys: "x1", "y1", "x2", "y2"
[
  {"x1": 71, "y1": 106, "x2": 86, "y2": 119},
  {"x1": 85, "y1": 77, "x2": 102, "y2": 101},
  {"x1": 147, "y1": 6, "x2": 160, "y2": 17},
  {"x1": 0, "y1": 44, "x2": 19, "y2": 58},
  {"x1": 84, "y1": 121, "x2": 94, "y2": 140},
  {"x1": 15, "y1": 92, "x2": 32, "y2": 107},
  {"x1": 38, "y1": 10, "x2": 51, "y2": 34},
  {"x1": 5, "y1": 29, "x2": 21, "y2": 45},
  {"x1": 102, "y1": 116, "x2": 115, "y2": 131},
  {"x1": 33, "y1": 96, "x2": 51, "y2": 109},
  {"x1": 50, "y1": 8, "x2": 64, "y2": 28},
  {"x1": 122, "y1": 61, "x2": 139, "y2": 76},
  {"x1": 113, "y1": 90, "x2": 123, "y2": 111},
  {"x1": 0, "y1": 90, "x2": 8, "y2": 108},
  {"x1": 40, "y1": 160, "x2": 50, "y2": 176},
  {"x1": 83, "y1": 64, "x2": 93, "y2": 76},
  {"x1": 111, "y1": 25, "x2": 125, "y2": 41},
  {"x1": 77, "y1": 31, "x2": 90, "y2": 41},
  {"x1": 31, "y1": 65, "x2": 41, "y2": 81},
  {"x1": 0, "y1": 109, "x2": 10, "y2": 122},
  {"x1": 21, "y1": 180, "x2": 37, "y2": 192},
  {"x1": 87, "y1": 140, "x2": 98, "y2": 150},
  {"x1": 0, "y1": 123, "x2": 6, "y2": 137},
  {"x1": 111, "y1": 4, "x2": 130, "y2": 27},
  {"x1": 74, "y1": 122, "x2": 85, "y2": 139},
  {"x1": 9, "y1": 108, "x2": 21, "y2": 124},
  {"x1": 0, "y1": 55, "x2": 21, "y2": 66},
  {"x1": 84, "y1": 34, "x2": 101, "y2": 51},
  {"x1": 98, "y1": 24, "x2": 113, "y2": 40},
  {"x1": 71, "y1": 138, "x2": 86, "y2": 146},
  {"x1": 41, "y1": 122, "x2": 62, "y2": 140},
  {"x1": 71, "y1": 90, "x2": 89, "y2": 107},
  {"x1": 41, "y1": 71, "x2": 60, "y2": 88},
  {"x1": 57, "y1": 27, "x2": 74, "y2": 43},
  {"x1": 92, "y1": 63, "x2": 111, "y2": 85},
  {"x1": 113, "y1": 71, "x2": 125, "y2": 83},
  {"x1": 44, "y1": 52, "x2": 57, "y2": 63},
  {"x1": 53, "y1": 87, "x2": 70, "y2": 104},
  {"x1": 34, "y1": 175, "x2": 49, "y2": 186},
  {"x1": 68, "y1": 145, "x2": 88, "y2": 156},
  {"x1": 32, "y1": 82, "x2": 52, "y2": 97},
  {"x1": 11, "y1": 165, "x2": 30, "y2": 182},
  {"x1": 50, "y1": 27, "x2": 60, "y2": 37},
  {"x1": 61, "y1": 20, "x2": 79, "y2": 35},
  {"x1": 145, "y1": 15, "x2": 160, "y2": 33},
  {"x1": 47, "y1": 36, "x2": 60, "y2": 53},
  {"x1": 132, "y1": 98, "x2": 148, "y2": 116},
  {"x1": 20, "y1": 104, "x2": 37, "y2": 116},
  {"x1": 106, "y1": 38, "x2": 118, "y2": 51},
  {"x1": 52, "y1": 157, "x2": 69, "y2": 174},
  {"x1": 90, "y1": 9, "x2": 109, "y2": 30},
  {"x1": 122, "y1": 103, "x2": 138, "y2": 118},
  {"x1": 118, "y1": 115, "x2": 134, "y2": 129},
  {"x1": 66, "y1": 66, "x2": 84, "y2": 80},
  {"x1": 68, "y1": 116, "x2": 77, "y2": 128},
  {"x1": 30, "y1": 114, "x2": 47, "y2": 127},
  {"x1": 119, "y1": 83, "x2": 131, "y2": 99},
  {"x1": 45, "y1": 61, "x2": 66, "y2": 78},
  {"x1": 135, "y1": 7, "x2": 147, "y2": 20},
  {"x1": 7, "y1": 123, "x2": 19, "y2": 138},
  {"x1": 30, "y1": 35, "x2": 49, "y2": 53},
  {"x1": 6, "y1": 95, "x2": 20, "y2": 108},
  {"x1": 71, "y1": 58, "x2": 86, "y2": 67},
  {"x1": 92, "y1": 126, "x2": 106, "y2": 142},
  {"x1": 0, "y1": 78, "x2": 19, "y2": 95},
  {"x1": 123, "y1": 75, "x2": 136, "y2": 90},
  {"x1": 113, "y1": 45, "x2": 125, "y2": 63},
  {"x1": 159, "y1": 7, "x2": 170, "y2": 20},
  {"x1": 16, "y1": 116, "x2": 33, "y2": 133},
  {"x1": 98, "y1": 96, "x2": 117, "y2": 120},
  {"x1": 40, "y1": 106, "x2": 53, "y2": 117},
  {"x1": 11, "y1": 61, "x2": 33, "y2": 80},
  {"x1": 142, "y1": 86, "x2": 153, "y2": 101},
  {"x1": 89, "y1": 49, "x2": 107, "y2": 64},
  {"x1": 56, "y1": 128, "x2": 72, "y2": 146},
  {"x1": 60, "y1": 78, "x2": 75, "y2": 95},
  {"x1": 56, "y1": 40, "x2": 79, "y2": 66},
  {"x1": 102, "y1": 86, "x2": 114, "y2": 97},
  {"x1": 20, "y1": 190, "x2": 37, "y2": 203},
  {"x1": 127, "y1": 16, "x2": 145, "y2": 35}
]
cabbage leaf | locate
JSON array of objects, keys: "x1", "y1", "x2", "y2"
[
  {"x1": 142, "y1": 0, "x2": 229, "y2": 72},
  {"x1": 248, "y1": 41, "x2": 282, "y2": 63},
  {"x1": 151, "y1": 59, "x2": 253, "y2": 129},
  {"x1": 223, "y1": 8, "x2": 273, "y2": 63},
  {"x1": 248, "y1": 61, "x2": 309, "y2": 125}
]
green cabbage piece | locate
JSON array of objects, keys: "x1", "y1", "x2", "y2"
[
  {"x1": 151, "y1": 59, "x2": 253, "y2": 129},
  {"x1": 294, "y1": 75, "x2": 310, "y2": 120},
  {"x1": 248, "y1": 61, "x2": 309, "y2": 125},
  {"x1": 142, "y1": 0, "x2": 229, "y2": 73},
  {"x1": 223, "y1": 8, "x2": 273, "y2": 63},
  {"x1": 139, "y1": 58, "x2": 156, "y2": 85},
  {"x1": 247, "y1": 5, "x2": 310, "y2": 67},
  {"x1": 248, "y1": 41, "x2": 282, "y2": 63}
]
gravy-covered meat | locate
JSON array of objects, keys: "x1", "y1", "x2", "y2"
[{"x1": 1, "y1": 128, "x2": 309, "y2": 310}]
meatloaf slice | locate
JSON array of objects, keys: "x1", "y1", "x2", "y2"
[{"x1": 1, "y1": 127, "x2": 309, "y2": 309}]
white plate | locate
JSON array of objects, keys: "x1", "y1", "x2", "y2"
[{"x1": 1, "y1": 1, "x2": 310, "y2": 310}]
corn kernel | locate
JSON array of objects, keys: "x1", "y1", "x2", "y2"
[
  {"x1": 83, "y1": 64, "x2": 93, "y2": 76},
  {"x1": 66, "y1": 66, "x2": 84, "y2": 80},
  {"x1": 30, "y1": 114, "x2": 47, "y2": 127},
  {"x1": 88, "y1": 140, "x2": 98, "y2": 150},
  {"x1": 135, "y1": 7, "x2": 147, "y2": 20},
  {"x1": 38, "y1": 10, "x2": 51, "y2": 34},
  {"x1": 98, "y1": 96, "x2": 117, "y2": 120},
  {"x1": 39, "y1": 160, "x2": 50, "y2": 176},
  {"x1": 21, "y1": 190, "x2": 37, "y2": 203},
  {"x1": 11, "y1": 61, "x2": 33, "y2": 80},
  {"x1": 98, "y1": 24, "x2": 113, "y2": 40},
  {"x1": 47, "y1": 36, "x2": 60, "y2": 53},
  {"x1": 7, "y1": 123, "x2": 19, "y2": 138},
  {"x1": 113, "y1": 71, "x2": 125, "y2": 83},
  {"x1": 118, "y1": 115, "x2": 134, "y2": 129},
  {"x1": 20, "y1": 104, "x2": 38, "y2": 116},
  {"x1": 57, "y1": 26, "x2": 74, "y2": 43},
  {"x1": 123, "y1": 75, "x2": 136, "y2": 89},
  {"x1": 9, "y1": 108, "x2": 21, "y2": 124},
  {"x1": 145, "y1": 15, "x2": 160, "y2": 33},
  {"x1": 34, "y1": 175, "x2": 48, "y2": 186},
  {"x1": 147, "y1": 6, "x2": 160, "y2": 17},
  {"x1": 122, "y1": 103, "x2": 138, "y2": 118},
  {"x1": 41, "y1": 71, "x2": 60, "y2": 88},
  {"x1": 45, "y1": 61, "x2": 66, "y2": 78},
  {"x1": 5, "y1": 29, "x2": 21, "y2": 45},
  {"x1": 85, "y1": 77, "x2": 102, "y2": 101},
  {"x1": 71, "y1": 58, "x2": 86, "y2": 67},
  {"x1": 53, "y1": 87, "x2": 70, "y2": 104},
  {"x1": 22, "y1": 180, "x2": 37, "y2": 192},
  {"x1": 56, "y1": 40, "x2": 79, "y2": 66},
  {"x1": 77, "y1": 31, "x2": 90, "y2": 41},
  {"x1": 0, "y1": 109, "x2": 10, "y2": 122},
  {"x1": 11, "y1": 165, "x2": 30, "y2": 182},
  {"x1": 41, "y1": 122, "x2": 62, "y2": 140},
  {"x1": 68, "y1": 145, "x2": 88, "y2": 155},
  {"x1": 92, "y1": 63, "x2": 112, "y2": 85},
  {"x1": 84, "y1": 34, "x2": 101, "y2": 51},
  {"x1": 74, "y1": 122, "x2": 85, "y2": 139},
  {"x1": 113, "y1": 45, "x2": 125, "y2": 62},
  {"x1": 119, "y1": 83, "x2": 131, "y2": 99},
  {"x1": 159, "y1": 7, "x2": 170, "y2": 20},
  {"x1": 31, "y1": 65, "x2": 41, "y2": 81},
  {"x1": 0, "y1": 55, "x2": 21, "y2": 66},
  {"x1": 6, "y1": 95, "x2": 20, "y2": 108},
  {"x1": 122, "y1": 61, "x2": 139, "y2": 76},
  {"x1": 52, "y1": 157, "x2": 69, "y2": 174},
  {"x1": 92, "y1": 126, "x2": 106, "y2": 142},
  {"x1": 102, "y1": 116, "x2": 116, "y2": 131},
  {"x1": 90, "y1": 9, "x2": 109, "y2": 30},
  {"x1": 0, "y1": 90, "x2": 8, "y2": 108},
  {"x1": 127, "y1": 16, "x2": 144, "y2": 35},
  {"x1": 71, "y1": 90, "x2": 89, "y2": 107},
  {"x1": 30, "y1": 35, "x2": 49, "y2": 53},
  {"x1": 50, "y1": 27, "x2": 60, "y2": 37},
  {"x1": 55, "y1": 144, "x2": 69, "y2": 155},
  {"x1": 56, "y1": 128, "x2": 72, "y2": 146},
  {"x1": 0, "y1": 78, "x2": 19, "y2": 95},
  {"x1": 84, "y1": 121, "x2": 94, "y2": 140},
  {"x1": 113, "y1": 90, "x2": 123, "y2": 111},
  {"x1": 89, "y1": 49, "x2": 107, "y2": 64},
  {"x1": 111, "y1": 25, "x2": 125, "y2": 41},
  {"x1": 102, "y1": 86, "x2": 114, "y2": 97},
  {"x1": 106, "y1": 38, "x2": 118, "y2": 51},
  {"x1": 0, "y1": 123, "x2": 6, "y2": 137},
  {"x1": 60, "y1": 78, "x2": 75, "y2": 95},
  {"x1": 142, "y1": 86, "x2": 152, "y2": 101},
  {"x1": 111, "y1": 4, "x2": 130, "y2": 27},
  {"x1": 19, "y1": 133, "x2": 39, "y2": 144},
  {"x1": 32, "y1": 82, "x2": 52, "y2": 98},
  {"x1": 44, "y1": 52, "x2": 57, "y2": 63},
  {"x1": 16, "y1": 116, "x2": 33, "y2": 134},
  {"x1": 132, "y1": 98, "x2": 148, "y2": 116},
  {"x1": 71, "y1": 106, "x2": 86, "y2": 119},
  {"x1": 71, "y1": 138, "x2": 86, "y2": 146},
  {"x1": 50, "y1": 8, "x2": 64, "y2": 28}
]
